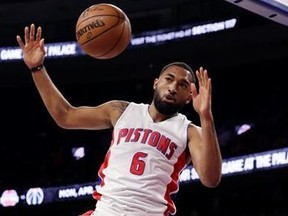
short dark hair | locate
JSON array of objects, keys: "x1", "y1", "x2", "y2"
[{"x1": 160, "y1": 62, "x2": 196, "y2": 83}]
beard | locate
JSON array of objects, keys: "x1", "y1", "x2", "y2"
[{"x1": 153, "y1": 91, "x2": 184, "y2": 116}]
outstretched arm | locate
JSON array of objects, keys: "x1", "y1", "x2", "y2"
[
  {"x1": 187, "y1": 67, "x2": 222, "y2": 187},
  {"x1": 16, "y1": 24, "x2": 127, "y2": 130}
]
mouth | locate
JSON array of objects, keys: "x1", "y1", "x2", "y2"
[{"x1": 162, "y1": 93, "x2": 176, "y2": 103}]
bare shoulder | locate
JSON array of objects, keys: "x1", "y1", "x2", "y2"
[
  {"x1": 107, "y1": 100, "x2": 130, "y2": 126},
  {"x1": 109, "y1": 100, "x2": 130, "y2": 114}
]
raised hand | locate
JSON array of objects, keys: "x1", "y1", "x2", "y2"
[
  {"x1": 190, "y1": 67, "x2": 212, "y2": 117},
  {"x1": 16, "y1": 23, "x2": 46, "y2": 69}
]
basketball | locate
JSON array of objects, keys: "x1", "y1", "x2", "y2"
[{"x1": 75, "y1": 3, "x2": 132, "y2": 59}]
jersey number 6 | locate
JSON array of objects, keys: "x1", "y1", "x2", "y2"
[{"x1": 129, "y1": 152, "x2": 148, "y2": 175}]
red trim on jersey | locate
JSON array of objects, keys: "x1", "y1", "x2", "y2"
[
  {"x1": 93, "y1": 149, "x2": 111, "y2": 200},
  {"x1": 80, "y1": 210, "x2": 94, "y2": 216},
  {"x1": 92, "y1": 130, "x2": 116, "y2": 201},
  {"x1": 164, "y1": 150, "x2": 187, "y2": 215}
]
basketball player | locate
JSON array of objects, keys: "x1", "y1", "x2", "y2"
[{"x1": 16, "y1": 24, "x2": 222, "y2": 216}]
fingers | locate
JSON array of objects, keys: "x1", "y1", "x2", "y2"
[
  {"x1": 196, "y1": 66, "x2": 209, "y2": 87},
  {"x1": 24, "y1": 26, "x2": 29, "y2": 44},
  {"x1": 16, "y1": 23, "x2": 43, "y2": 49},
  {"x1": 36, "y1": 26, "x2": 42, "y2": 41},
  {"x1": 40, "y1": 38, "x2": 45, "y2": 49},
  {"x1": 24, "y1": 23, "x2": 41, "y2": 44},
  {"x1": 16, "y1": 35, "x2": 24, "y2": 49},
  {"x1": 29, "y1": 23, "x2": 35, "y2": 42}
]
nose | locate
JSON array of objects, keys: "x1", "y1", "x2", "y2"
[{"x1": 168, "y1": 82, "x2": 177, "y2": 93}]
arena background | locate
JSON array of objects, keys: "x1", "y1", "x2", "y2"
[{"x1": 0, "y1": 0, "x2": 288, "y2": 215}]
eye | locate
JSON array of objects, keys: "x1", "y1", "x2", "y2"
[
  {"x1": 165, "y1": 77, "x2": 173, "y2": 82},
  {"x1": 180, "y1": 83, "x2": 189, "y2": 90}
]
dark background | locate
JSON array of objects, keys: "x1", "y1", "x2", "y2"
[{"x1": 0, "y1": 0, "x2": 288, "y2": 215}]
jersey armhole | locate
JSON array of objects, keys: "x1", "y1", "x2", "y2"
[{"x1": 113, "y1": 102, "x2": 133, "y2": 128}]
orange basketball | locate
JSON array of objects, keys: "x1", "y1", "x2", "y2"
[{"x1": 75, "y1": 3, "x2": 132, "y2": 59}]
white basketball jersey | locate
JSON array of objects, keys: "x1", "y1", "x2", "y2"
[{"x1": 92, "y1": 102, "x2": 191, "y2": 216}]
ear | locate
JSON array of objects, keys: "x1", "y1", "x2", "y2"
[
  {"x1": 153, "y1": 78, "x2": 159, "y2": 90},
  {"x1": 185, "y1": 94, "x2": 192, "y2": 104}
]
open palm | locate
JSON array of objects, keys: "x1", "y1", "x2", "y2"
[
  {"x1": 190, "y1": 67, "x2": 212, "y2": 117},
  {"x1": 16, "y1": 23, "x2": 45, "y2": 69}
]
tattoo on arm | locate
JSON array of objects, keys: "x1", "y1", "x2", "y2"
[{"x1": 111, "y1": 101, "x2": 129, "y2": 115}]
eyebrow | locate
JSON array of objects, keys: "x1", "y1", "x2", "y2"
[{"x1": 165, "y1": 73, "x2": 190, "y2": 86}]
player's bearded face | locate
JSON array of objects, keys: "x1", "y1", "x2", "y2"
[{"x1": 153, "y1": 90, "x2": 184, "y2": 115}]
